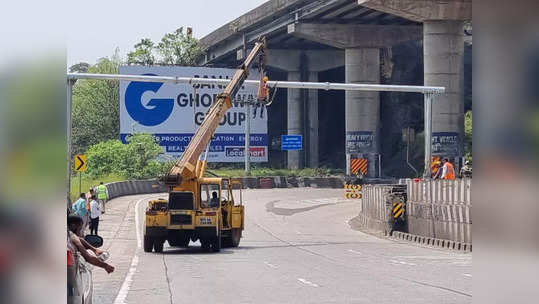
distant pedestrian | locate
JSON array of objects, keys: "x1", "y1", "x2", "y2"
[
  {"x1": 89, "y1": 195, "x2": 101, "y2": 235},
  {"x1": 440, "y1": 158, "x2": 456, "y2": 180},
  {"x1": 96, "y1": 182, "x2": 108, "y2": 214},
  {"x1": 72, "y1": 193, "x2": 89, "y2": 232}
]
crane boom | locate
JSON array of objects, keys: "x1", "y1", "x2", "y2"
[{"x1": 165, "y1": 38, "x2": 266, "y2": 185}]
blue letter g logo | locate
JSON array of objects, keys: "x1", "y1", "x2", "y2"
[{"x1": 125, "y1": 74, "x2": 174, "y2": 126}]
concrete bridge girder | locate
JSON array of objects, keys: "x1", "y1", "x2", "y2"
[
  {"x1": 358, "y1": 0, "x2": 472, "y2": 22},
  {"x1": 287, "y1": 23, "x2": 422, "y2": 49}
]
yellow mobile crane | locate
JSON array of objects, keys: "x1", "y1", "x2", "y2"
[{"x1": 144, "y1": 38, "x2": 267, "y2": 253}]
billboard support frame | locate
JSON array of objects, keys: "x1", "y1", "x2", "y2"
[{"x1": 66, "y1": 72, "x2": 444, "y2": 205}]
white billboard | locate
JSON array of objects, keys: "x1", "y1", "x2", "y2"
[{"x1": 119, "y1": 66, "x2": 268, "y2": 162}]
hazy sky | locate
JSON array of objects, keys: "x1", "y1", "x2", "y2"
[{"x1": 67, "y1": 0, "x2": 268, "y2": 66}]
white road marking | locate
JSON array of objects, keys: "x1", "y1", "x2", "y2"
[
  {"x1": 113, "y1": 197, "x2": 145, "y2": 304},
  {"x1": 463, "y1": 273, "x2": 472, "y2": 277},
  {"x1": 390, "y1": 259, "x2": 417, "y2": 266},
  {"x1": 295, "y1": 230, "x2": 302, "y2": 234},
  {"x1": 264, "y1": 261, "x2": 278, "y2": 269},
  {"x1": 298, "y1": 278, "x2": 319, "y2": 287},
  {"x1": 348, "y1": 249, "x2": 362, "y2": 255},
  {"x1": 393, "y1": 256, "x2": 470, "y2": 260}
]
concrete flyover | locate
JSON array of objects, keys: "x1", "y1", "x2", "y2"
[{"x1": 200, "y1": 0, "x2": 472, "y2": 177}]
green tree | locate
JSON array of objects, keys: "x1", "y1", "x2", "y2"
[
  {"x1": 72, "y1": 50, "x2": 121, "y2": 155},
  {"x1": 122, "y1": 133, "x2": 165, "y2": 179},
  {"x1": 126, "y1": 28, "x2": 204, "y2": 66},
  {"x1": 69, "y1": 62, "x2": 90, "y2": 73},
  {"x1": 157, "y1": 27, "x2": 204, "y2": 66},
  {"x1": 127, "y1": 38, "x2": 155, "y2": 65},
  {"x1": 85, "y1": 133, "x2": 166, "y2": 179}
]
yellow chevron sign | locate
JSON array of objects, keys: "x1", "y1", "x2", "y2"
[
  {"x1": 344, "y1": 184, "x2": 362, "y2": 199},
  {"x1": 74, "y1": 154, "x2": 87, "y2": 172}
]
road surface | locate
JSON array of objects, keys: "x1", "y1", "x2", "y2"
[{"x1": 92, "y1": 188, "x2": 471, "y2": 304}]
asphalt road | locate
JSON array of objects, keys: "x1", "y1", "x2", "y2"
[{"x1": 93, "y1": 188, "x2": 471, "y2": 304}]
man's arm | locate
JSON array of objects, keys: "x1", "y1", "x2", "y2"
[
  {"x1": 80, "y1": 237, "x2": 104, "y2": 256},
  {"x1": 440, "y1": 165, "x2": 447, "y2": 179},
  {"x1": 70, "y1": 234, "x2": 114, "y2": 273}
]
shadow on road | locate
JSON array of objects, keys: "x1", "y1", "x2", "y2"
[{"x1": 265, "y1": 200, "x2": 333, "y2": 216}]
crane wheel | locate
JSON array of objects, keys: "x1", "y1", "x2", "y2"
[
  {"x1": 143, "y1": 235, "x2": 153, "y2": 253},
  {"x1": 231, "y1": 229, "x2": 242, "y2": 247},
  {"x1": 153, "y1": 240, "x2": 164, "y2": 253},
  {"x1": 201, "y1": 239, "x2": 211, "y2": 252},
  {"x1": 211, "y1": 236, "x2": 221, "y2": 252}
]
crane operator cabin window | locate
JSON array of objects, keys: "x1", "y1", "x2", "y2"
[{"x1": 200, "y1": 184, "x2": 220, "y2": 208}]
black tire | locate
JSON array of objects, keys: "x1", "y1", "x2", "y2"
[
  {"x1": 179, "y1": 236, "x2": 190, "y2": 248},
  {"x1": 222, "y1": 236, "x2": 232, "y2": 248},
  {"x1": 231, "y1": 229, "x2": 242, "y2": 247},
  {"x1": 211, "y1": 235, "x2": 221, "y2": 252},
  {"x1": 201, "y1": 239, "x2": 211, "y2": 251},
  {"x1": 143, "y1": 235, "x2": 153, "y2": 253},
  {"x1": 153, "y1": 240, "x2": 164, "y2": 253}
]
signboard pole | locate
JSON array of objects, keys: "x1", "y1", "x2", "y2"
[
  {"x1": 67, "y1": 80, "x2": 74, "y2": 207},
  {"x1": 79, "y1": 172, "x2": 82, "y2": 195},
  {"x1": 423, "y1": 93, "x2": 433, "y2": 178},
  {"x1": 244, "y1": 103, "x2": 251, "y2": 175}
]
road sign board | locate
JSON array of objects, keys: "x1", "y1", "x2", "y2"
[
  {"x1": 281, "y1": 135, "x2": 302, "y2": 151},
  {"x1": 74, "y1": 154, "x2": 87, "y2": 172}
]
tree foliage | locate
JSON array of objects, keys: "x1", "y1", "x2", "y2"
[
  {"x1": 127, "y1": 27, "x2": 204, "y2": 66},
  {"x1": 127, "y1": 38, "x2": 155, "y2": 65},
  {"x1": 69, "y1": 62, "x2": 90, "y2": 73},
  {"x1": 72, "y1": 50, "x2": 121, "y2": 155},
  {"x1": 84, "y1": 133, "x2": 167, "y2": 179}
]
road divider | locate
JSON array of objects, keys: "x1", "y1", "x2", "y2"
[{"x1": 103, "y1": 177, "x2": 347, "y2": 200}]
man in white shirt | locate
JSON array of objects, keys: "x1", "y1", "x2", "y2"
[{"x1": 89, "y1": 195, "x2": 101, "y2": 235}]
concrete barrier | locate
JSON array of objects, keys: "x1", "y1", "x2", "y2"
[
  {"x1": 357, "y1": 184, "x2": 405, "y2": 235},
  {"x1": 105, "y1": 180, "x2": 167, "y2": 200},
  {"x1": 105, "y1": 176, "x2": 347, "y2": 201},
  {"x1": 403, "y1": 178, "x2": 472, "y2": 244},
  {"x1": 356, "y1": 178, "x2": 472, "y2": 250}
]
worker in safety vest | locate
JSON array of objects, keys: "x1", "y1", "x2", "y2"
[
  {"x1": 440, "y1": 158, "x2": 456, "y2": 180},
  {"x1": 96, "y1": 182, "x2": 108, "y2": 214}
]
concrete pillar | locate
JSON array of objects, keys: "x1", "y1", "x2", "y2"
[
  {"x1": 345, "y1": 48, "x2": 380, "y2": 177},
  {"x1": 287, "y1": 71, "x2": 302, "y2": 169},
  {"x1": 307, "y1": 72, "x2": 319, "y2": 168},
  {"x1": 424, "y1": 20, "x2": 464, "y2": 158}
]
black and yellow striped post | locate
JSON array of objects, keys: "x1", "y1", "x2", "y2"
[{"x1": 392, "y1": 200, "x2": 405, "y2": 219}]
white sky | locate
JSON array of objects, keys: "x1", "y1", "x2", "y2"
[{"x1": 66, "y1": 0, "x2": 268, "y2": 66}]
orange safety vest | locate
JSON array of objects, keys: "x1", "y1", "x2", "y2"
[{"x1": 444, "y1": 162, "x2": 455, "y2": 180}]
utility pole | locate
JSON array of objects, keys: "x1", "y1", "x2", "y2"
[{"x1": 245, "y1": 103, "x2": 251, "y2": 175}]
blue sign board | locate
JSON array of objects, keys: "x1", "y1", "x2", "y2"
[{"x1": 281, "y1": 135, "x2": 303, "y2": 151}]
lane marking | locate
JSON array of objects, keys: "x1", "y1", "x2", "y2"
[
  {"x1": 298, "y1": 278, "x2": 319, "y2": 287},
  {"x1": 113, "y1": 197, "x2": 146, "y2": 304},
  {"x1": 264, "y1": 261, "x2": 278, "y2": 269},
  {"x1": 390, "y1": 259, "x2": 417, "y2": 266},
  {"x1": 463, "y1": 273, "x2": 472, "y2": 277},
  {"x1": 348, "y1": 249, "x2": 362, "y2": 255}
]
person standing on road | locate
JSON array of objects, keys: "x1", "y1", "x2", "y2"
[
  {"x1": 96, "y1": 182, "x2": 108, "y2": 214},
  {"x1": 89, "y1": 195, "x2": 101, "y2": 235},
  {"x1": 440, "y1": 158, "x2": 456, "y2": 180},
  {"x1": 72, "y1": 193, "x2": 89, "y2": 232}
]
